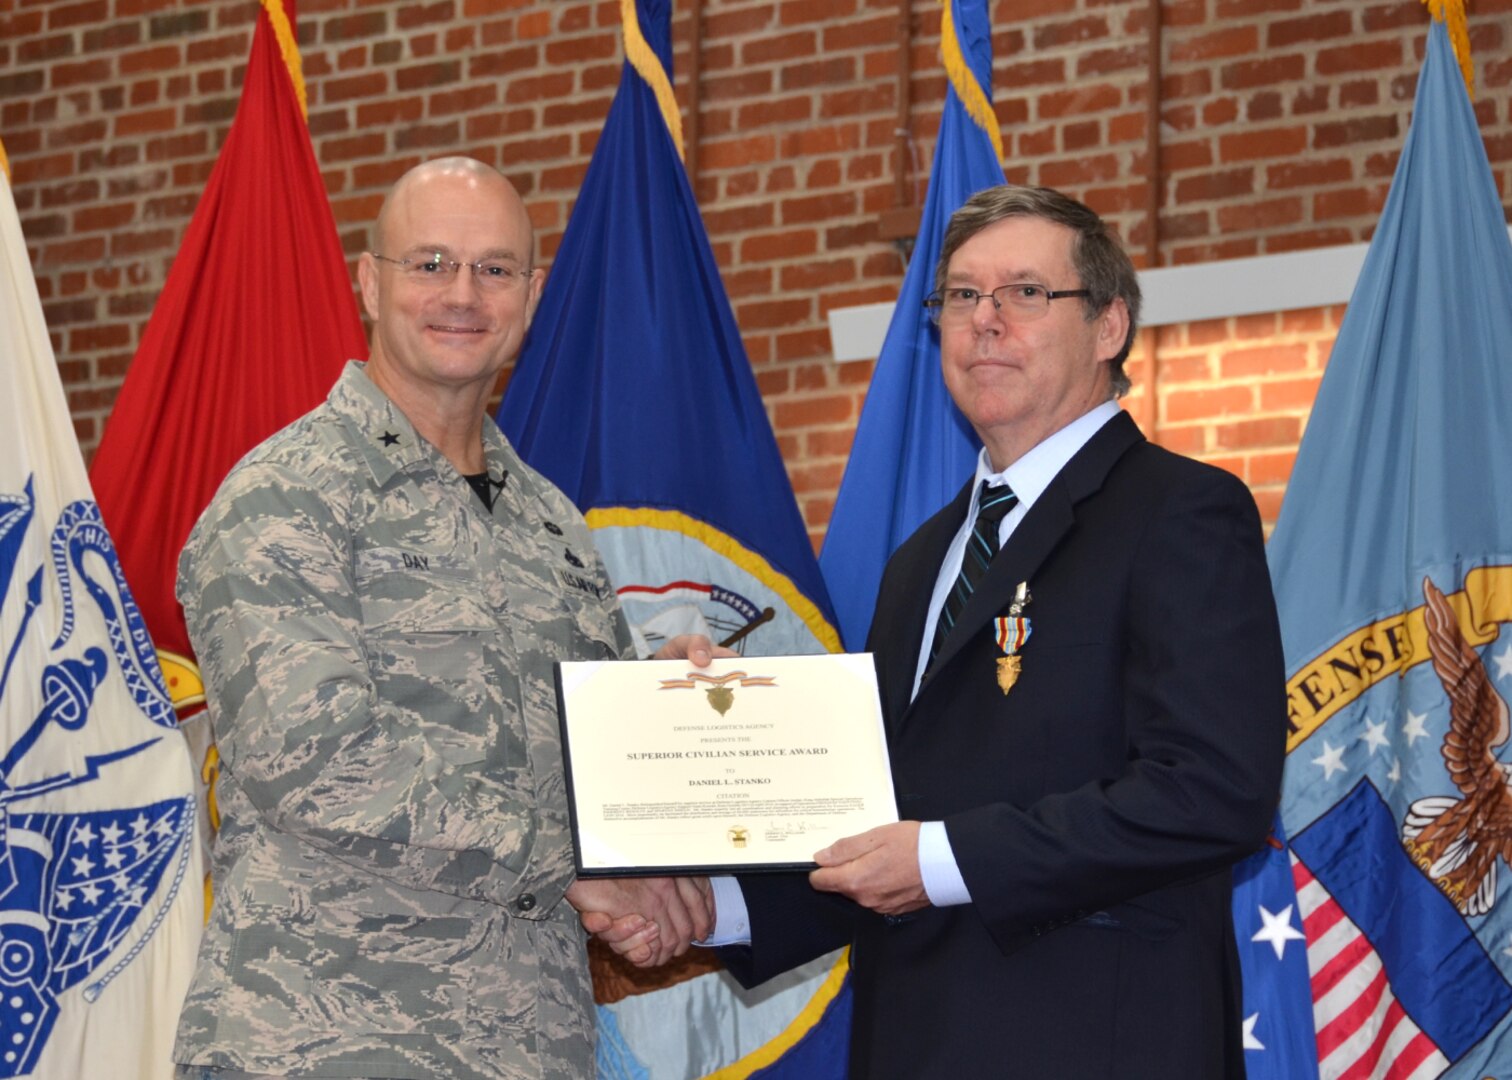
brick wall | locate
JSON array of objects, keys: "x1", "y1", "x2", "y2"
[{"x1": 4, "y1": 0, "x2": 1510, "y2": 546}]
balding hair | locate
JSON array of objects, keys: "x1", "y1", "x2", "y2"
[{"x1": 373, "y1": 156, "x2": 523, "y2": 255}]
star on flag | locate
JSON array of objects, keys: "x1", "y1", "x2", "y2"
[
  {"x1": 1251, "y1": 904, "x2": 1306, "y2": 961},
  {"x1": 1312, "y1": 740, "x2": 1347, "y2": 780},
  {"x1": 1358, "y1": 718, "x2": 1389, "y2": 755}
]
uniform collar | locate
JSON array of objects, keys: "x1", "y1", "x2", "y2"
[
  {"x1": 328, "y1": 360, "x2": 516, "y2": 491},
  {"x1": 328, "y1": 361, "x2": 430, "y2": 487}
]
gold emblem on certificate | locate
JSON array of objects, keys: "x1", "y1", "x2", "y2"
[
  {"x1": 994, "y1": 582, "x2": 1033, "y2": 696},
  {"x1": 658, "y1": 670, "x2": 778, "y2": 715},
  {"x1": 727, "y1": 826, "x2": 749, "y2": 848}
]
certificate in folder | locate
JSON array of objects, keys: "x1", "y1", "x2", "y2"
[{"x1": 555, "y1": 653, "x2": 899, "y2": 876}]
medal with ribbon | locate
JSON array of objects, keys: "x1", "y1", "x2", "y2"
[{"x1": 993, "y1": 582, "x2": 1032, "y2": 695}]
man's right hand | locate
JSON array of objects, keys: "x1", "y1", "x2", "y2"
[{"x1": 566, "y1": 876, "x2": 713, "y2": 966}]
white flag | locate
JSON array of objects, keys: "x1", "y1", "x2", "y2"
[{"x1": 0, "y1": 152, "x2": 204, "y2": 1077}]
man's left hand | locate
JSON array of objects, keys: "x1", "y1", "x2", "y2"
[{"x1": 809, "y1": 821, "x2": 929, "y2": 916}]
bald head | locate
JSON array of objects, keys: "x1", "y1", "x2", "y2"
[
  {"x1": 356, "y1": 155, "x2": 546, "y2": 462},
  {"x1": 374, "y1": 156, "x2": 534, "y2": 260}
]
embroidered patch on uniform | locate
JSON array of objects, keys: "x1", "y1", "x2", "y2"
[
  {"x1": 564, "y1": 548, "x2": 584, "y2": 568},
  {"x1": 559, "y1": 568, "x2": 603, "y2": 599},
  {"x1": 379, "y1": 431, "x2": 401, "y2": 446},
  {"x1": 543, "y1": 521, "x2": 563, "y2": 536},
  {"x1": 355, "y1": 547, "x2": 473, "y2": 580}
]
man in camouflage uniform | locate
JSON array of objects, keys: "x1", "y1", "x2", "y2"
[{"x1": 172, "y1": 157, "x2": 710, "y2": 1080}]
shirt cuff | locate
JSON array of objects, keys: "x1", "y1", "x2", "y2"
[
  {"x1": 699, "y1": 875, "x2": 752, "y2": 945},
  {"x1": 918, "y1": 820, "x2": 972, "y2": 906}
]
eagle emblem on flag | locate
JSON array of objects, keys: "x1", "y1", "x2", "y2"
[{"x1": 1402, "y1": 575, "x2": 1512, "y2": 916}]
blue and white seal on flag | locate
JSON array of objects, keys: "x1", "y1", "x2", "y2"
[
  {"x1": 0, "y1": 483, "x2": 196, "y2": 1077},
  {"x1": 588, "y1": 508, "x2": 840, "y2": 658}
]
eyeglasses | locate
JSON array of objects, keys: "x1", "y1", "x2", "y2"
[
  {"x1": 923, "y1": 283, "x2": 1091, "y2": 326},
  {"x1": 369, "y1": 252, "x2": 533, "y2": 291}
]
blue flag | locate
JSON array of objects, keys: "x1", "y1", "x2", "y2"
[
  {"x1": 499, "y1": 0, "x2": 835, "y2": 662},
  {"x1": 497, "y1": 2, "x2": 846, "y2": 1075},
  {"x1": 816, "y1": 0, "x2": 1005, "y2": 650},
  {"x1": 1231, "y1": 812, "x2": 1319, "y2": 1078},
  {"x1": 1243, "y1": 15, "x2": 1512, "y2": 1078}
]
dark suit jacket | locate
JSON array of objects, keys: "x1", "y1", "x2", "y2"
[{"x1": 723, "y1": 412, "x2": 1286, "y2": 1079}]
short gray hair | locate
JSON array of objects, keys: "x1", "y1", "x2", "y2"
[{"x1": 934, "y1": 185, "x2": 1141, "y2": 397}]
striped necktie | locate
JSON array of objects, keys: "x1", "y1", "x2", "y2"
[{"x1": 928, "y1": 480, "x2": 1018, "y2": 665}]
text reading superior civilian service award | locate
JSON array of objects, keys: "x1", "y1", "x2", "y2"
[{"x1": 556, "y1": 653, "x2": 898, "y2": 875}]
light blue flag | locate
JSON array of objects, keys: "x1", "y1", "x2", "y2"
[
  {"x1": 1243, "y1": 15, "x2": 1512, "y2": 1078},
  {"x1": 816, "y1": 0, "x2": 1005, "y2": 650},
  {"x1": 497, "y1": 2, "x2": 849, "y2": 1076}
]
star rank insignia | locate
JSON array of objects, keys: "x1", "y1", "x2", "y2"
[{"x1": 379, "y1": 431, "x2": 401, "y2": 447}]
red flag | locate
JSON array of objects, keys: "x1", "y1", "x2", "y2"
[{"x1": 90, "y1": 0, "x2": 366, "y2": 685}]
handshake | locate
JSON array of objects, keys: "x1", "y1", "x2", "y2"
[{"x1": 566, "y1": 875, "x2": 714, "y2": 967}]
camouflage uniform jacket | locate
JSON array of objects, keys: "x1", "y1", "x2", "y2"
[{"x1": 173, "y1": 362, "x2": 632, "y2": 1079}]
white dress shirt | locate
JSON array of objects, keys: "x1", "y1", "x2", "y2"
[{"x1": 706, "y1": 401, "x2": 1122, "y2": 941}]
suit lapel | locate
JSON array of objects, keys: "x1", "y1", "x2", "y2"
[
  {"x1": 906, "y1": 412, "x2": 1145, "y2": 720},
  {"x1": 874, "y1": 479, "x2": 973, "y2": 731},
  {"x1": 931, "y1": 490, "x2": 1074, "y2": 676}
]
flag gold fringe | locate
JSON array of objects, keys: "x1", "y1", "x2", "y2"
[
  {"x1": 940, "y1": 0, "x2": 1005, "y2": 163},
  {"x1": 620, "y1": 0, "x2": 686, "y2": 161},
  {"x1": 702, "y1": 951, "x2": 852, "y2": 1079},
  {"x1": 259, "y1": 0, "x2": 308, "y2": 119},
  {"x1": 1423, "y1": 0, "x2": 1475, "y2": 98},
  {"x1": 585, "y1": 505, "x2": 844, "y2": 653}
]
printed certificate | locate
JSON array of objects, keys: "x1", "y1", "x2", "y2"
[{"x1": 556, "y1": 653, "x2": 898, "y2": 875}]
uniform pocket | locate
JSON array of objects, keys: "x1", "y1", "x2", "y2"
[
  {"x1": 356, "y1": 548, "x2": 499, "y2": 763},
  {"x1": 356, "y1": 548, "x2": 496, "y2": 634},
  {"x1": 556, "y1": 583, "x2": 623, "y2": 661}
]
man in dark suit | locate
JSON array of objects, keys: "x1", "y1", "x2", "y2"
[{"x1": 593, "y1": 186, "x2": 1286, "y2": 1078}]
